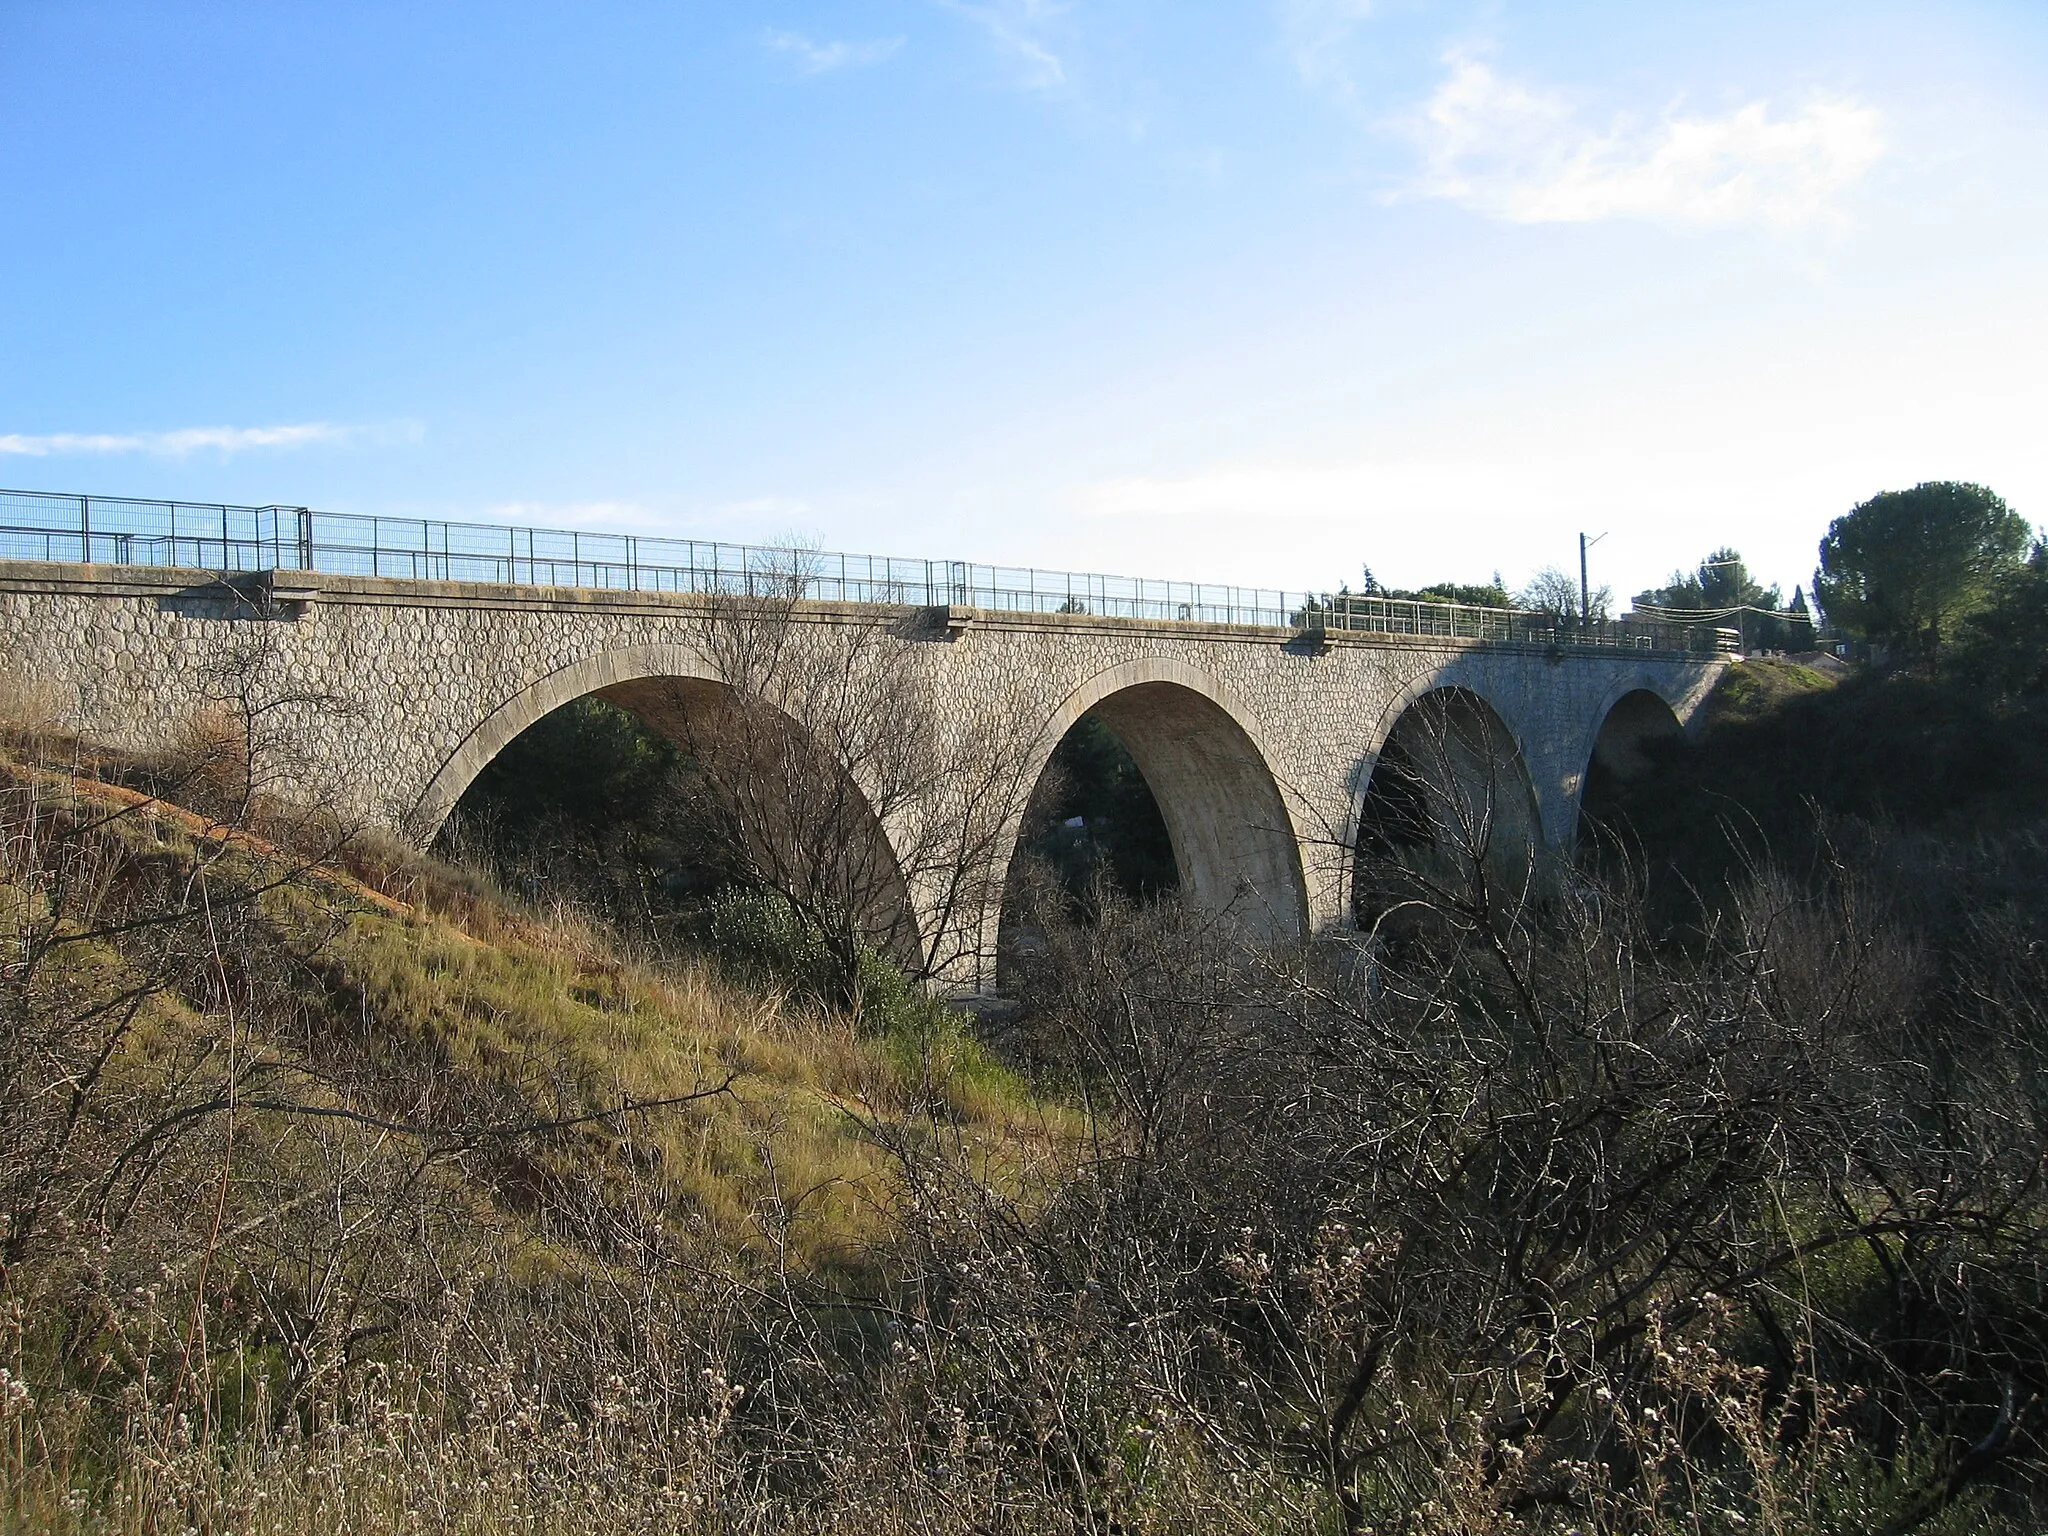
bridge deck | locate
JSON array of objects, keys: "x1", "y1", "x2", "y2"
[{"x1": 1, "y1": 486, "x2": 1735, "y2": 655}]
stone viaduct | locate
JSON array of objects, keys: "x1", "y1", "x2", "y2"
[{"x1": 0, "y1": 559, "x2": 1724, "y2": 992}]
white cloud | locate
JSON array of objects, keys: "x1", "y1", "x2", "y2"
[
  {"x1": 1410, "y1": 55, "x2": 1884, "y2": 228},
  {"x1": 0, "y1": 421, "x2": 409, "y2": 457},
  {"x1": 762, "y1": 29, "x2": 904, "y2": 76},
  {"x1": 1075, "y1": 457, "x2": 1530, "y2": 526},
  {"x1": 1279, "y1": 0, "x2": 1374, "y2": 96},
  {"x1": 938, "y1": 0, "x2": 1068, "y2": 91}
]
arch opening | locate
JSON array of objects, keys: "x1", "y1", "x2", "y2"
[
  {"x1": 1010, "y1": 714, "x2": 1180, "y2": 911},
  {"x1": 1352, "y1": 686, "x2": 1542, "y2": 922},
  {"x1": 998, "y1": 679, "x2": 1308, "y2": 983},
  {"x1": 1576, "y1": 687, "x2": 1689, "y2": 846},
  {"x1": 439, "y1": 671, "x2": 923, "y2": 976}
]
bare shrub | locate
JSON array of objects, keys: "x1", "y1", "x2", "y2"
[
  {"x1": 160, "y1": 701, "x2": 251, "y2": 813},
  {"x1": 957, "y1": 750, "x2": 2048, "y2": 1530},
  {"x1": 651, "y1": 572, "x2": 1038, "y2": 998},
  {"x1": 143, "y1": 629, "x2": 365, "y2": 845},
  {"x1": 2, "y1": 665, "x2": 1145, "y2": 1533}
]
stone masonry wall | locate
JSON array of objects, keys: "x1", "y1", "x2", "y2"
[{"x1": 0, "y1": 561, "x2": 1723, "y2": 989}]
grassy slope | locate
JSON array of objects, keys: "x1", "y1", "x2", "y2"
[
  {"x1": 1, "y1": 743, "x2": 1075, "y2": 1276},
  {"x1": 1584, "y1": 654, "x2": 2048, "y2": 944},
  {"x1": 1692, "y1": 655, "x2": 2048, "y2": 832}
]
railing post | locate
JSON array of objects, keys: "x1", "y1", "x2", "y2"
[{"x1": 79, "y1": 495, "x2": 91, "y2": 564}]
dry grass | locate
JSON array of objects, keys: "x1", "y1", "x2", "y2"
[
  {"x1": 0, "y1": 729, "x2": 1126, "y2": 1532},
  {"x1": 3, "y1": 740, "x2": 1077, "y2": 1271},
  {"x1": 0, "y1": 1344, "x2": 1322, "y2": 1536},
  {"x1": 0, "y1": 669, "x2": 72, "y2": 753}
]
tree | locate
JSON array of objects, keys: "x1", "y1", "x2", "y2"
[
  {"x1": 1701, "y1": 547, "x2": 1770, "y2": 608},
  {"x1": 656, "y1": 561, "x2": 1039, "y2": 999},
  {"x1": 1014, "y1": 715, "x2": 1178, "y2": 910},
  {"x1": 1637, "y1": 547, "x2": 1779, "y2": 614},
  {"x1": 1636, "y1": 549, "x2": 1811, "y2": 652},
  {"x1": 1951, "y1": 538, "x2": 2048, "y2": 696},
  {"x1": 1404, "y1": 578, "x2": 1512, "y2": 608},
  {"x1": 990, "y1": 756, "x2": 2048, "y2": 1533},
  {"x1": 1517, "y1": 564, "x2": 1609, "y2": 624},
  {"x1": 1814, "y1": 481, "x2": 2032, "y2": 658},
  {"x1": 461, "y1": 695, "x2": 677, "y2": 843}
]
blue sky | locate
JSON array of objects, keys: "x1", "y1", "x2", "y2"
[{"x1": 2, "y1": 1, "x2": 2044, "y2": 602}]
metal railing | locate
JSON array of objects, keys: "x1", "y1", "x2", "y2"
[
  {"x1": 0, "y1": 488, "x2": 1737, "y2": 654},
  {"x1": 1303, "y1": 594, "x2": 1737, "y2": 654}
]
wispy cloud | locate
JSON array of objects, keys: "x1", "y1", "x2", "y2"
[
  {"x1": 762, "y1": 29, "x2": 904, "y2": 77},
  {"x1": 938, "y1": 0, "x2": 1068, "y2": 91},
  {"x1": 1280, "y1": 0, "x2": 1374, "y2": 98},
  {"x1": 1409, "y1": 54, "x2": 1884, "y2": 228},
  {"x1": 0, "y1": 421, "x2": 415, "y2": 457},
  {"x1": 486, "y1": 500, "x2": 666, "y2": 532}
]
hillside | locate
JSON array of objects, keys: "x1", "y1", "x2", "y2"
[
  {"x1": 1584, "y1": 654, "x2": 2048, "y2": 923},
  {"x1": 0, "y1": 707, "x2": 1094, "y2": 1534},
  {"x1": 2, "y1": 740, "x2": 1064, "y2": 1250}
]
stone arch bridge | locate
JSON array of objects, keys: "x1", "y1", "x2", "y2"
[{"x1": 0, "y1": 559, "x2": 1723, "y2": 991}]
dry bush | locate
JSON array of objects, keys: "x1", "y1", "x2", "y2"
[
  {"x1": 960, "y1": 727, "x2": 2048, "y2": 1531},
  {"x1": 0, "y1": 670, "x2": 71, "y2": 755},
  {"x1": 0, "y1": 680, "x2": 1163, "y2": 1534},
  {"x1": 159, "y1": 702, "x2": 252, "y2": 815},
  {"x1": 666, "y1": 576, "x2": 1040, "y2": 995}
]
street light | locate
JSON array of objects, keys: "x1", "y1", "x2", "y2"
[{"x1": 1579, "y1": 532, "x2": 1608, "y2": 627}]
